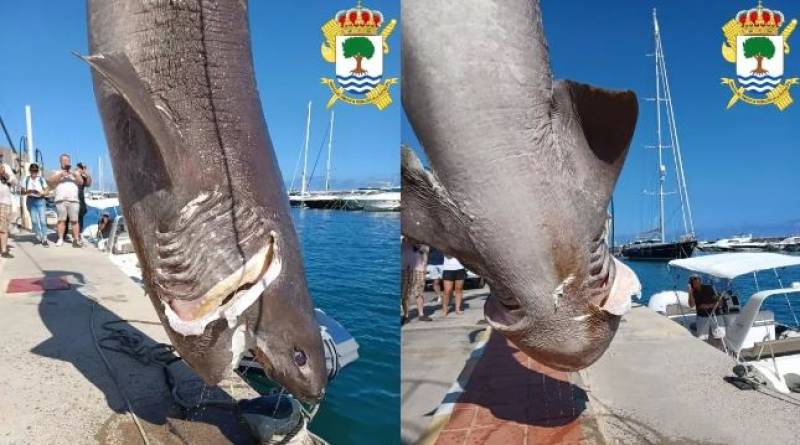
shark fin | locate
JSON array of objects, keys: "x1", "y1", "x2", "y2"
[
  {"x1": 75, "y1": 51, "x2": 182, "y2": 158},
  {"x1": 558, "y1": 80, "x2": 638, "y2": 167},
  {"x1": 401, "y1": 146, "x2": 476, "y2": 263}
]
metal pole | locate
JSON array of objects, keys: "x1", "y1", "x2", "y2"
[
  {"x1": 325, "y1": 110, "x2": 335, "y2": 192},
  {"x1": 301, "y1": 101, "x2": 311, "y2": 196},
  {"x1": 25, "y1": 105, "x2": 34, "y2": 163},
  {"x1": 654, "y1": 9, "x2": 666, "y2": 244},
  {"x1": 0, "y1": 114, "x2": 16, "y2": 151}
]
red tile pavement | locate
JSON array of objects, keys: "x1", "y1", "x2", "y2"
[
  {"x1": 6, "y1": 277, "x2": 71, "y2": 293},
  {"x1": 435, "y1": 332, "x2": 590, "y2": 445}
]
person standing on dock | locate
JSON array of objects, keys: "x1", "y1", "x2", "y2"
[
  {"x1": 402, "y1": 237, "x2": 432, "y2": 324},
  {"x1": 21, "y1": 163, "x2": 48, "y2": 247},
  {"x1": 441, "y1": 255, "x2": 466, "y2": 317},
  {"x1": 0, "y1": 152, "x2": 18, "y2": 258},
  {"x1": 47, "y1": 154, "x2": 84, "y2": 248},
  {"x1": 75, "y1": 162, "x2": 92, "y2": 233},
  {"x1": 427, "y1": 248, "x2": 445, "y2": 304}
]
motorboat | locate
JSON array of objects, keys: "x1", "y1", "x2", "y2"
[
  {"x1": 648, "y1": 252, "x2": 800, "y2": 394},
  {"x1": 353, "y1": 191, "x2": 400, "y2": 212},
  {"x1": 299, "y1": 193, "x2": 341, "y2": 210},
  {"x1": 702, "y1": 234, "x2": 770, "y2": 252},
  {"x1": 238, "y1": 308, "x2": 359, "y2": 384},
  {"x1": 775, "y1": 236, "x2": 800, "y2": 252}
]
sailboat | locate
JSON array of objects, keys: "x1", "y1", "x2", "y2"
[
  {"x1": 288, "y1": 101, "x2": 313, "y2": 207},
  {"x1": 621, "y1": 9, "x2": 697, "y2": 261},
  {"x1": 302, "y1": 109, "x2": 347, "y2": 209}
]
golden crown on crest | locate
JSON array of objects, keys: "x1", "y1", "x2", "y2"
[
  {"x1": 334, "y1": 3, "x2": 384, "y2": 36},
  {"x1": 735, "y1": 1, "x2": 786, "y2": 35}
]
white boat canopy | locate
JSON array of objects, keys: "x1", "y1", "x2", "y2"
[
  {"x1": 84, "y1": 197, "x2": 120, "y2": 211},
  {"x1": 668, "y1": 252, "x2": 800, "y2": 280}
]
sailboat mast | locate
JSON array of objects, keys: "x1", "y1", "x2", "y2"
[
  {"x1": 98, "y1": 156, "x2": 103, "y2": 193},
  {"x1": 658, "y1": 33, "x2": 695, "y2": 238},
  {"x1": 654, "y1": 9, "x2": 696, "y2": 239},
  {"x1": 301, "y1": 101, "x2": 311, "y2": 197},
  {"x1": 325, "y1": 110, "x2": 335, "y2": 192},
  {"x1": 654, "y1": 9, "x2": 666, "y2": 243}
]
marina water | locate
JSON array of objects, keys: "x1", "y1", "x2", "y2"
[
  {"x1": 293, "y1": 208, "x2": 400, "y2": 444},
  {"x1": 626, "y1": 255, "x2": 800, "y2": 327}
]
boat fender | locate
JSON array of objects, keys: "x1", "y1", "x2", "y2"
[{"x1": 239, "y1": 394, "x2": 305, "y2": 444}]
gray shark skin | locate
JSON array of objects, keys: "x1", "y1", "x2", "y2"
[
  {"x1": 84, "y1": 0, "x2": 326, "y2": 402},
  {"x1": 402, "y1": 0, "x2": 640, "y2": 371}
]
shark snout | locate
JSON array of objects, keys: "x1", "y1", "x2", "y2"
[{"x1": 484, "y1": 257, "x2": 639, "y2": 371}]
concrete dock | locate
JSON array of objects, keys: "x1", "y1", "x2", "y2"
[
  {"x1": 403, "y1": 289, "x2": 800, "y2": 444},
  {"x1": 580, "y1": 305, "x2": 800, "y2": 445},
  {"x1": 0, "y1": 232, "x2": 259, "y2": 445}
]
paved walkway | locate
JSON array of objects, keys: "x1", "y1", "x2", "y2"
[
  {"x1": 0, "y1": 233, "x2": 258, "y2": 445},
  {"x1": 402, "y1": 287, "x2": 603, "y2": 445},
  {"x1": 433, "y1": 332, "x2": 602, "y2": 445}
]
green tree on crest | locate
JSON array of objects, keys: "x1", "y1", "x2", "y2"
[
  {"x1": 743, "y1": 37, "x2": 776, "y2": 75},
  {"x1": 342, "y1": 37, "x2": 375, "y2": 75}
]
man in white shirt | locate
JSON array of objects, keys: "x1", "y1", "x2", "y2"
[
  {"x1": 47, "y1": 154, "x2": 84, "y2": 247},
  {"x1": 0, "y1": 152, "x2": 18, "y2": 258}
]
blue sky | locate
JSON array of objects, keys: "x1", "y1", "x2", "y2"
[
  {"x1": 0, "y1": 0, "x2": 399, "y2": 192},
  {"x1": 402, "y1": 0, "x2": 800, "y2": 241}
]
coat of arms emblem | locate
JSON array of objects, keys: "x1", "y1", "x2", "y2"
[
  {"x1": 320, "y1": 1, "x2": 398, "y2": 110},
  {"x1": 721, "y1": 2, "x2": 799, "y2": 110}
]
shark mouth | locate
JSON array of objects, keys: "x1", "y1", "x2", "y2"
[
  {"x1": 487, "y1": 234, "x2": 637, "y2": 329},
  {"x1": 163, "y1": 235, "x2": 281, "y2": 337}
]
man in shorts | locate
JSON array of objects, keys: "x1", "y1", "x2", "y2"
[
  {"x1": 402, "y1": 237, "x2": 433, "y2": 323},
  {"x1": 47, "y1": 154, "x2": 84, "y2": 247},
  {"x1": 688, "y1": 275, "x2": 720, "y2": 340},
  {"x1": 0, "y1": 152, "x2": 18, "y2": 258}
]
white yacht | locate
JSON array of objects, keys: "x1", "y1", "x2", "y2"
[
  {"x1": 352, "y1": 190, "x2": 400, "y2": 212},
  {"x1": 776, "y1": 236, "x2": 800, "y2": 252},
  {"x1": 648, "y1": 252, "x2": 800, "y2": 394},
  {"x1": 702, "y1": 234, "x2": 770, "y2": 252}
]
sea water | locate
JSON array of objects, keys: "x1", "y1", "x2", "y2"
[
  {"x1": 627, "y1": 256, "x2": 800, "y2": 327},
  {"x1": 293, "y1": 208, "x2": 400, "y2": 444}
]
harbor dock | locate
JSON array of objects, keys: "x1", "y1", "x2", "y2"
[
  {"x1": 0, "y1": 233, "x2": 258, "y2": 445},
  {"x1": 403, "y1": 289, "x2": 800, "y2": 444}
]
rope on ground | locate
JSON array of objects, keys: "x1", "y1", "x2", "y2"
[
  {"x1": 92, "y1": 291, "x2": 323, "y2": 444},
  {"x1": 88, "y1": 296, "x2": 242, "y2": 445},
  {"x1": 97, "y1": 318, "x2": 239, "y2": 411},
  {"x1": 88, "y1": 299, "x2": 152, "y2": 445}
]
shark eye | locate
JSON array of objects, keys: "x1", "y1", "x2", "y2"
[{"x1": 293, "y1": 348, "x2": 307, "y2": 367}]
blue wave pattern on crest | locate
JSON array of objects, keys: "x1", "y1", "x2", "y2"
[
  {"x1": 738, "y1": 75, "x2": 782, "y2": 93},
  {"x1": 337, "y1": 75, "x2": 381, "y2": 95}
]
